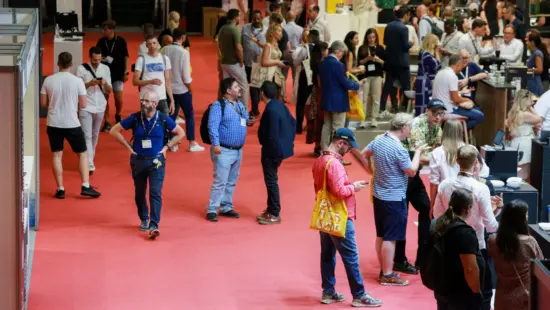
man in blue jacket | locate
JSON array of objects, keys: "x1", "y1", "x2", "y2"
[
  {"x1": 256, "y1": 81, "x2": 296, "y2": 225},
  {"x1": 318, "y1": 40, "x2": 359, "y2": 151}
]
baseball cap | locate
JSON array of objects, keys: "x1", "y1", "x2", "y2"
[
  {"x1": 334, "y1": 128, "x2": 359, "y2": 149},
  {"x1": 427, "y1": 99, "x2": 446, "y2": 111}
]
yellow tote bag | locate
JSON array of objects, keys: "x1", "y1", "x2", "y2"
[
  {"x1": 346, "y1": 73, "x2": 365, "y2": 121},
  {"x1": 310, "y1": 158, "x2": 349, "y2": 238}
]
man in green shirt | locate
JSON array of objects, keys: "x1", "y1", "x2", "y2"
[{"x1": 218, "y1": 9, "x2": 249, "y2": 111}]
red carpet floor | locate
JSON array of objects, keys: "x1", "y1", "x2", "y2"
[{"x1": 29, "y1": 32, "x2": 436, "y2": 310}]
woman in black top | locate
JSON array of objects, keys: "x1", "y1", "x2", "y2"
[
  {"x1": 357, "y1": 28, "x2": 385, "y2": 128},
  {"x1": 481, "y1": 0, "x2": 499, "y2": 39},
  {"x1": 433, "y1": 188, "x2": 485, "y2": 310},
  {"x1": 158, "y1": 11, "x2": 190, "y2": 49}
]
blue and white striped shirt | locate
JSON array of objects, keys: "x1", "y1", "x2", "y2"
[
  {"x1": 208, "y1": 99, "x2": 248, "y2": 148},
  {"x1": 367, "y1": 133, "x2": 412, "y2": 201}
]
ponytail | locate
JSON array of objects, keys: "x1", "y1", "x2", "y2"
[{"x1": 434, "y1": 188, "x2": 474, "y2": 235}]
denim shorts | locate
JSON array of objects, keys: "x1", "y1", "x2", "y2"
[
  {"x1": 112, "y1": 80, "x2": 124, "y2": 92},
  {"x1": 373, "y1": 197, "x2": 408, "y2": 241}
]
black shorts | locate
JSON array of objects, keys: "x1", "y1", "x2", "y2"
[
  {"x1": 46, "y1": 126, "x2": 87, "y2": 153},
  {"x1": 373, "y1": 197, "x2": 408, "y2": 241}
]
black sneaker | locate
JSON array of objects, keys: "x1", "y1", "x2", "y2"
[
  {"x1": 81, "y1": 185, "x2": 101, "y2": 198},
  {"x1": 393, "y1": 261, "x2": 418, "y2": 275},
  {"x1": 149, "y1": 224, "x2": 159, "y2": 240},
  {"x1": 55, "y1": 189, "x2": 65, "y2": 199},
  {"x1": 102, "y1": 122, "x2": 111, "y2": 132},
  {"x1": 219, "y1": 210, "x2": 240, "y2": 218},
  {"x1": 139, "y1": 220, "x2": 149, "y2": 231},
  {"x1": 115, "y1": 114, "x2": 122, "y2": 123},
  {"x1": 206, "y1": 213, "x2": 218, "y2": 222}
]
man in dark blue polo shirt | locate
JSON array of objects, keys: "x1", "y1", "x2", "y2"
[
  {"x1": 110, "y1": 91, "x2": 185, "y2": 239},
  {"x1": 206, "y1": 77, "x2": 249, "y2": 222},
  {"x1": 256, "y1": 81, "x2": 296, "y2": 225}
]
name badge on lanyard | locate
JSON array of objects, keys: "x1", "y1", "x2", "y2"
[
  {"x1": 140, "y1": 112, "x2": 159, "y2": 149},
  {"x1": 142, "y1": 140, "x2": 152, "y2": 149}
]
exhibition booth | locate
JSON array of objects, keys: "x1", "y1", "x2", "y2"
[{"x1": 0, "y1": 7, "x2": 40, "y2": 310}]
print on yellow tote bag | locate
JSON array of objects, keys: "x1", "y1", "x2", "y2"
[
  {"x1": 310, "y1": 158, "x2": 348, "y2": 238},
  {"x1": 346, "y1": 73, "x2": 365, "y2": 121}
]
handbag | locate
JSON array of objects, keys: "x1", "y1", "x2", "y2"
[
  {"x1": 309, "y1": 158, "x2": 349, "y2": 238},
  {"x1": 346, "y1": 73, "x2": 365, "y2": 121},
  {"x1": 250, "y1": 57, "x2": 267, "y2": 88}
]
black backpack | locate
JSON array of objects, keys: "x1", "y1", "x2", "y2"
[
  {"x1": 422, "y1": 17, "x2": 443, "y2": 39},
  {"x1": 200, "y1": 100, "x2": 226, "y2": 145},
  {"x1": 130, "y1": 111, "x2": 170, "y2": 146},
  {"x1": 420, "y1": 220, "x2": 468, "y2": 293}
]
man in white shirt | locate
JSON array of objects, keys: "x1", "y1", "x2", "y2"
[
  {"x1": 534, "y1": 89, "x2": 550, "y2": 131},
  {"x1": 432, "y1": 54, "x2": 484, "y2": 129},
  {"x1": 307, "y1": 4, "x2": 331, "y2": 43},
  {"x1": 162, "y1": 29, "x2": 205, "y2": 153},
  {"x1": 458, "y1": 18, "x2": 494, "y2": 63},
  {"x1": 434, "y1": 144, "x2": 498, "y2": 310},
  {"x1": 77, "y1": 47, "x2": 112, "y2": 173},
  {"x1": 133, "y1": 35, "x2": 175, "y2": 115},
  {"x1": 440, "y1": 20, "x2": 464, "y2": 67},
  {"x1": 284, "y1": 11, "x2": 303, "y2": 85},
  {"x1": 417, "y1": 5, "x2": 431, "y2": 41},
  {"x1": 263, "y1": 2, "x2": 286, "y2": 28},
  {"x1": 138, "y1": 23, "x2": 155, "y2": 57},
  {"x1": 40, "y1": 52, "x2": 101, "y2": 199},
  {"x1": 499, "y1": 24, "x2": 524, "y2": 63},
  {"x1": 222, "y1": 0, "x2": 248, "y2": 28}
]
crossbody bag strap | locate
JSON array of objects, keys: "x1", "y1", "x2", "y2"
[
  {"x1": 322, "y1": 158, "x2": 335, "y2": 190},
  {"x1": 513, "y1": 264, "x2": 529, "y2": 296},
  {"x1": 82, "y1": 63, "x2": 105, "y2": 93}
]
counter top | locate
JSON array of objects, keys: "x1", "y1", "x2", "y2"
[{"x1": 480, "y1": 79, "x2": 516, "y2": 89}]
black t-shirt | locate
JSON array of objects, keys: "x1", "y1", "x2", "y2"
[
  {"x1": 96, "y1": 35, "x2": 129, "y2": 82},
  {"x1": 357, "y1": 45, "x2": 385, "y2": 78},
  {"x1": 442, "y1": 220, "x2": 485, "y2": 296},
  {"x1": 278, "y1": 29, "x2": 289, "y2": 60}
]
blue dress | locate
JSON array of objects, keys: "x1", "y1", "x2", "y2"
[
  {"x1": 527, "y1": 48, "x2": 544, "y2": 96},
  {"x1": 414, "y1": 51, "x2": 441, "y2": 115}
]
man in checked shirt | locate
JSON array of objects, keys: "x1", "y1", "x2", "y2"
[{"x1": 206, "y1": 77, "x2": 249, "y2": 222}]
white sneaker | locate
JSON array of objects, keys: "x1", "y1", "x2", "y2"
[
  {"x1": 169, "y1": 145, "x2": 179, "y2": 152},
  {"x1": 89, "y1": 164, "x2": 96, "y2": 172},
  {"x1": 176, "y1": 117, "x2": 185, "y2": 124},
  {"x1": 189, "y1": 144, "x2": 205, "y2": 152}
]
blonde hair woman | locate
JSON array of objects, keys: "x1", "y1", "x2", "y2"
[
  {"x1": 414, "y1": 34, "x2": 441, "y2": 115},
  {"x1": 506, "y1": 89, "x2": 542, "y2": 181},
  {"x1": 159, "y1": 11, "x2": 190, "y2": 50}
]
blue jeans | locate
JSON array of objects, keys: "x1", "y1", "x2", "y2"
[
  {"x1": 130, "y1": 155, "x2": 166, "y2": 225},
  {"x1": 170, "y1": 92, "x2": 195, "y2": 141},
  {"x1": 320, "y1": 219, "x2": 366, "y2": 298},
  {"x1": 453, "y1": 106, "x2": 485, "y2": 130},
  {"x1": 207, "y1": 147, "x2": 243, "y2": 213}
]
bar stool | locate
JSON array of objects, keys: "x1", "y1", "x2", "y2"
[{"x1": 442, "y1": 114, "x2": 472, "y2": 144}]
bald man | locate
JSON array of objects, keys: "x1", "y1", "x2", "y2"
[
  {"x1": 417, "y1": 4, "x2": 432, "y2": 41},
  {"x1": 351, "y1": 0, "x2": 378, "y2": 45}
]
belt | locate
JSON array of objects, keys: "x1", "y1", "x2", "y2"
[{"x1": 220, "y1": 144, "x2": 243, "y2": 150}]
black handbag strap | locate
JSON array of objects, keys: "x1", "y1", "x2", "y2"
[{"x1": 82, "y1": 63, "x2": 105, "y2": 93}]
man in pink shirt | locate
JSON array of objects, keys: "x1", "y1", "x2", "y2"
[{"x1": 312, "y1": 128, "x2": 382, "y2": 308}]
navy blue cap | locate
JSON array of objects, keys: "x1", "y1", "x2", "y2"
[
  {"x1": 427, "y1": 99, "x2": 446, "y2": 111},
  {"x1": 334, "y1": 128, "x2": 359, "y2": 149}
]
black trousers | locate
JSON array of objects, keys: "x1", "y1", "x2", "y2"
[
  {"x1": 262, "y1": 155, "x2": 283, "y2": 217},
  {"x1": 245, "y1": 66, "x2": 261, "y2": 116},
  {"x1": 296, "y1": 71, "x2": 312, "y2": 134},
  {"x1": 480, "y1": 249, "x2": 494, "y2": 310},
  {"x1": 381, "y1": 66, "x2": 410, "y2": 112},
  {"x1": 394, "y1": 172, "x2": 431, "y2": 267}
]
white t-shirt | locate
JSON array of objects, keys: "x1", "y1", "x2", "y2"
[
  {"x1": 138, "y1": 41, "x2": 148, "y2": 57},
  {"x1": 41, "y1": 72, "x2": 87, "y2": 128},
  {"x1": 162, "y1": 44, "x2": 192, "y2": 95},
  {"x1": 535, "y1": 90, "x2": 550, "y2": 131},
  {"x1": 76, "y1": 63, "x2": 112, "y2": 113},
  {"x1": 432, "y1": 67, "x2": 459, "y2": 112},
  {"x1": 135, "y1": 53, "x2": 172, "y2": 100}
]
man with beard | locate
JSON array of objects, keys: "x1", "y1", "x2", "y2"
[
  {"x1": 109, "y1": 91, "x2": 185, "y2": 239},
  {"x1": 312, "y1": 128, "x2": 382, "y2": 307}
]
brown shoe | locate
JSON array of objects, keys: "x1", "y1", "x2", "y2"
[
  {"x1": 379, "y1": 273, "x2": 408, "y2": 286},
  {"x1": 258, "y1": 213, "x2": 281, "y2": 225},
  {"x1": 256, "y1": 210, "x2": 268, "y2": 220}
]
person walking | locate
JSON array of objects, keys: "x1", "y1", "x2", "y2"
[
  {"x1": 110, "y1": 91, "x2": 185, "y2": 239},
  {"x1": 256, "y1": 81, "x2": 296, "y2": 225},
  {"x1": 206, "y1": 78, "x2": 249, "y2": 222},
  {"x1": 40, "y1": 52, "x2": 101, "y2": 199}
]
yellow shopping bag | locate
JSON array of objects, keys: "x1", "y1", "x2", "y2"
[
  {"x1": 310, "y1": 158, "x2": 348, "y2": 238},
  {"x1": 346, "y1": 73, "x2": 365, "y2": 121}
]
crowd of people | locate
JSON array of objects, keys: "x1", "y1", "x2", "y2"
[{"x1": 38, "y1": 0, "x2": 550, "y2": 309}]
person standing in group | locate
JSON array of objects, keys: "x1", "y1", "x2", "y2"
[
  {"x1": 487, "y1": 200, "x2": 544, "y2": 310},
  {"x1": 415, "y1": 34, "x2": 441, "y2": 116},
  {"x1": 362, "y1": 113, "x2": 429, "y2": 286},
  {"x1": 162, "y1": 28, "x2": 205, "y2": 153},
  {"x1": 434, "y1": 145, "x2": 500, "y2": 310},
  {"x1": 133, "y1": 36, "x2": 175, "y2": 116},
  {"x1": 206, "y1": 78, "x2": 249, "y2": 222},
  {"x1": 283, "y1": 11, "x2": 303, "y2": 85},
  {"x1": 110, "y1": 91, "x2": 185, "y2": 239},
  {"x1": 351, "y1": 0, "x2": 378, "y2": 45},
  {"x1": 40, "y1": 52, "x2": 101, "y2": 199},
  {"x1": 76, "y1": 46, "x2": 113, "y2": 174},
  {"x1": 256, "y1": 81, "x2": 296, "y2": 225},
  {"x1": 307, "y1": 4, "x2": 331, "y2": 42},
  {"x1": 318, "y1": 40, "x2": 359, "y2": 164},
  {"x1": 222, "y1": 0, "x2": 248, "y2": 28},
  {"x1": 96, "y1": 20, "x2": 130, "y2": 131},
  {"x1": 263, "y1": 2, "x2": 287, "y2": 29},
  {"x1": 242, "y1": 9, "x2": 266, "y2": 123},
  {"x1": 381, "y1": 6, "x2": 413, "y2": 114},
  {"x1": 218, "y1": 9, "x2": 250, "y2": 111},
  {"x1": 158, "y1": 11, "x2": 191, "y2": 50},
  {"x1": 138, "y1": 23, "x2": 155, "y2": 57},
  {"x1": 312, "y1": 128, "x2": 383, "y2": 307}
]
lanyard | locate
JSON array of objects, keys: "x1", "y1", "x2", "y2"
[
  {"x1": 469, "y1": 33, "x2": 480, "y2": 55},
  {"x1": 105, "y1": 36, "x2": 117, "y2": 55},
  {"x1": 460, "y1": 66, "x2": 470, "y2": 79},
  {"x1": 458, "y1": 171, "x2": 474, "y2": 178},
  {"x1": 141, "y1": 111, "x2": 159, "y2": 138},
  {"x1": 224, "y1": 98, "x2": 243, "y2": 117},
  {"x1": 442, "y1": 31, "x2": 456, "y2": 49}
]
